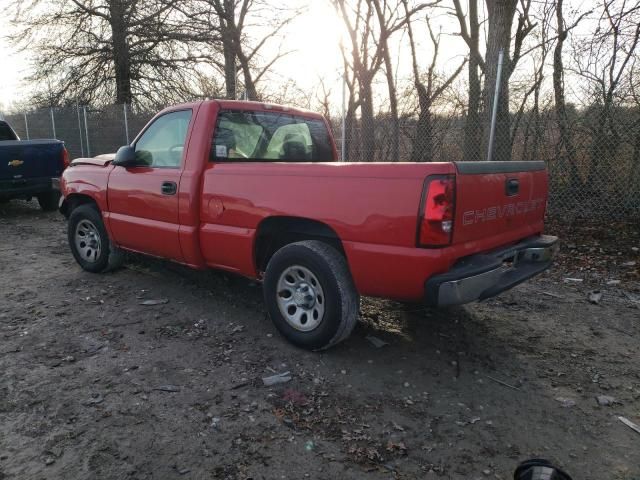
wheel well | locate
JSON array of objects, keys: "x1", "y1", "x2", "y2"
[
  {"x1": 61, "y1": 194, "x2": 99, "y2": 218},
  {"x1": 255, "y1": 216, "x2": 345, "y2": 272}
]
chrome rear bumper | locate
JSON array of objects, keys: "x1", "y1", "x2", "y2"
[{"x1": 425, "y1": 235, "x2": 559, "y2": 307}]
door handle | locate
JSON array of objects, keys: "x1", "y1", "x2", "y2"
[
  {"x1": 161, "y1": 181, "x2": 177, "y2": 195},
  {"x1": 506, "y1": 178, "x2": 519, "y2": 196}
]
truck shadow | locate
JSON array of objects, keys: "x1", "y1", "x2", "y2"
[
  {"x1": 125, "y1": 249, "x2": 521, "y2": 381},
  {"x1": 0, "y1": 199, "x2": 54, "y2": 219}
]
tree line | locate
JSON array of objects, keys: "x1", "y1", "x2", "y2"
[{"x1": 7, "y1": 0, "x2": 640, "y2": 184}]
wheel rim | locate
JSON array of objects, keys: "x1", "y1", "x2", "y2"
[
  {"x1": 74, "y1": 219, "x2": 102, "y2": 263},
  {"x1": 276, "y1": 265, "x2": 325, "y2": 332}
]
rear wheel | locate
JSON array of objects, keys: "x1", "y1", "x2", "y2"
[
  {"x1": 37, "y1": 190, "x2": 60, "y2": 211},
  {"x1": 68, "y1": 204, "x2": 123, "y2": 273},
  {"x1": 263, "y1": 240, "x2": 359, "y2": 350}
]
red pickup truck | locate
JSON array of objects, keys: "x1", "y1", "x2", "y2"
[{"x1": 60, "y1": 100, "x2": 557, "y2": 350}]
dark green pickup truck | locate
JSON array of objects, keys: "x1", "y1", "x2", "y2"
[{"x1": 0, "y1": 119, "x2": 69, "y2": 210}]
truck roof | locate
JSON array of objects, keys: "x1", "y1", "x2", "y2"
[{"x1": 163, "y1": 100, "x2": 325, "y2": 120}]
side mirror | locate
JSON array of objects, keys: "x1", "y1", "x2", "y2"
[{"x1": 113, "y1": 146, "x2": 138, "y2": 167}]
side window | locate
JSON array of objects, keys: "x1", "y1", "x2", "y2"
[{"x1": 134, "y1": 110, "x2": 192, "y2": 168}]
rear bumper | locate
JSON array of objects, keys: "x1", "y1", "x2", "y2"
[
  {"x1": 0, "y1": 177, "x2": 59, "y2": 198},
  {"x1": 425, "y1": 235, "x2": 558, "y2": 307}
]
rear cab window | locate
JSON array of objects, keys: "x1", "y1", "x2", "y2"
[
  {"x1": 211, "y1": 110, "x2": 334, "y2": 162},
  {"x1": 0, "y1": 122, "x2": 18, "y2": 141}
]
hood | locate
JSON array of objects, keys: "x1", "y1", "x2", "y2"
[{"x1": 70, "y1": 153, "x2": 115, "y2": 167}]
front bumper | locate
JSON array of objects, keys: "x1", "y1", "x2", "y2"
[{"x1": 425, "y1": 235, "x2": 559, "y2": 307}]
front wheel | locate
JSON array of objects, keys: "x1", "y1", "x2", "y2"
[
  {"x1": 68, "y1": 204, "x2": 123, "y2": 273},
  {"x1": 263, "y1": 240, "x2": 359, "y2": 350}
]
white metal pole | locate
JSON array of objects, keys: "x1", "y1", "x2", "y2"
[
  {"x1": 487, "y1": 49, "x2": 504, "y2": 162},
  {"x1": 50, "y1": 108, "x2": 57, "y2": 139},
  {"x1": 76, "y1": 103, "x2": 85, "y2": 157},
  {"x1": 83, "y1": 106, "x2": 91, "y2": 157},
  {"x1": 24, "y1": 113, "x2": 30, "y2": 140},
  {"x1": 123, "y1": 103, "x2": 130, "y2": 144},
  {"x1": 341, "y1": 72, "x2": 346, "y2": 162}
]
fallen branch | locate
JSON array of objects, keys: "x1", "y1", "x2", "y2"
[
  {"x1": 486, "y1": 375, "x2": 521, "y2": 391},
  {"x1": 618, "y1": 416, "x2": 640, "y2": 435}
]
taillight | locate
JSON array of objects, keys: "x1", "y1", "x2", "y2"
[
  {"x1": 61, "y1": 147, "x2": 70, "y2": 170},
  {"x1": 418, "y1": 175, "x2": 455, "y2": 247}
]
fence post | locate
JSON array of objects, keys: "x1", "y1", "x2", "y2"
[
  {"x1": 50, "y1": 108, "x2": 57, "y2": 139},
  {"x1": 487, "y1": 49, "x2": 504, "y2": 162},
  {"x1": 123, "y1": 103, "x2": 130, "y2": 144},
  {"x1": 83, "y1": 106, "x2": 91, "y2": 157},
  {"x1": 341, "y1": 72, "x2": 346, "y2": 162},
  {"x1": 76, "y1": 103, "x2": 85, "y2": 157},
  {"x1": 24, "y1": 113, "x2": 30, "y2": 140}
]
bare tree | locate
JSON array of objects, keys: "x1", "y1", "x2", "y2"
[
  {"x1": 403, "y1": 3, "x2": 465, "y2": 162},
  {"x1": 8, "y1": 0, "x2": 210, "y2": 107},
  {"x1": 452, "y1": 0, "x2": 483, "y2": 161},
  {"x1": 182, "y1": 0, "x2": 298, "y2": 101},
  {"x1": 369, "y1": 0, "x2": 427, "y2": 160},
  {"x1": 334, "y1": 0, "x2": 425, "y2": 161},
  {"x1": 572, "y1": 0, "x2": 640, "y2": 188},
  {"x1": 453, "y1": 0, "x2": 535, "y2": 161},
  {"x1": 334, "y1": 0, "x2": 381, "y2": 160},
  {"x1": 552, "y1": 0, "x2": 590, "y2": 188}
]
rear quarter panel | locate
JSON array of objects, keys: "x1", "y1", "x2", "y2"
[{"x1": 199, "y1": 162, "x2": 455, "y2": 281}]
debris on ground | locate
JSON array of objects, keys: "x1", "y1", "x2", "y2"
[
  {"x1": 153, "y1": 385, "x2": 181, "y2": 392},
  {"x1": 596, "y1": 395, "x2": 616, "y2": 406},
  {"x1": 365, "y1": 335, "x2": 389, "y2": 348},
  {"x1": 555, "y1": 397, "x2": 576, "y2": 408},
  {"x1": 262, "y1": 372, "x2": 292, "y2": 386},
  {"x1": 83, "y1": 393, "x2": 105, "y2": 405},
  {"x1": 588, "y1": 291, "x2": 603, "y2": 304},
  {"x1": 618, "y1": 416, "x2": 640, "y2": 435},
  {"x1": 540, "y1": 291, "x2": 564, "y2": 299},
  {"x1": 486, "y1": 375, "x2": 520, "y2": 391},
  {"x1": 139, "y1": 299, "x2": 169, "y2": 306}
]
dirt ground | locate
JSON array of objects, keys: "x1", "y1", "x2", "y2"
[{"x1": 1, "y1": 201, "x2": 639, "y2": 480}]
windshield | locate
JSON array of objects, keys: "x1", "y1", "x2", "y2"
[
  {"x1": 211, "y1": 110, "x2": 334, "y2": 162},
  {"x1": 0, "y1": 122, "x2": 18, "y2": 141}
]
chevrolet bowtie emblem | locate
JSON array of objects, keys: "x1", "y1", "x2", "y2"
[{"x1": 8, "y1": 159, "x2": 24, "y2": 167}]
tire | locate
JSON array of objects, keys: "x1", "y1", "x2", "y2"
[
  {"x1": 37, "y1": 190, "x2": 60, "y2": 211},
  {"x1": 263, "y1": 240, "x2": 359, "y2": 350},
  {"x1": 68, "y1": 204, "x2": 124, "y2": 273}
]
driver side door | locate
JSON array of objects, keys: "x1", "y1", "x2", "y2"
[{"x1": 107, "y1": 109, "x2": 192, "y2": 261}]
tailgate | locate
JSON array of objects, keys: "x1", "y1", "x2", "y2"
[
  {"x1": 0, "y1": 140, "x2": 64, "y2": 181},
  {"x1": 452, "y1": 161, "x2": 548, "y2": 245}
]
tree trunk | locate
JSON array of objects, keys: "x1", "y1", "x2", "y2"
[
  {"x1": 236, "y1": 47, "x2": 259, "y2": 101},
  {"x1": 553, "y1": 0, "x2": 580, "y2": 188},
  {"x1": 222, "y1": 25, "x2": 236, "y2": 99},
  {"x1": 483, "y1": 0, "x2": 517, "y2": 162},
  {"x1": 411, "y1": 84, "x2": 433, "y2": 162},
  {"x1": 372, "y1": 0, "x2": 399, "y2": 161},
  {"x1": 109, "y1": 0, "x2": 132, "y2": 105},
  {"x1": 463, "y1": 0, "x2": 482, "y2": 162},
  {"x1": 381, "y1": 48, "x2": 399, "y2": 161},
  {"x1": 360, "y1": 77, "x2": 376, "y2": 161}
]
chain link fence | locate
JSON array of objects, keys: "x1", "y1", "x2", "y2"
[{"x1": 4, "y1": 103, "x2": 640, "y2": 221}]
